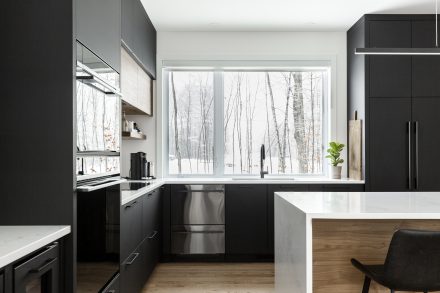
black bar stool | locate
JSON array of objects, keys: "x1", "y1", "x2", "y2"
[{"x1": 351, "y1": 229, "x2": 440, "y2": 293}]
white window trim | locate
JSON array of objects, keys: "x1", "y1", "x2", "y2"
[{"x1": 158, "y1": 56, "x2": 337, "y2": 178}]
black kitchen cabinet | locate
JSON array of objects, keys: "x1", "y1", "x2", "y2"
[
  {"x1": 412, "y1": 98, "x2": 440, "y2": 190},
  {"x1": 369, "y1": 21, "x2": 412, "y2": 98},
  {"x1": 348, "y1": 15, "x2": 440, "y2": 192},
  {"x1": 412, "y1": 20, "x2": 440, "y2": 97},
  {"x1": 120, "y1": 242, "x2": 145, "y2": 293},
  {"x1": 14, "y1": 242, "x2": 60, "y2": 293},
  {"x1": 76, "y1": 0, "x2": 121, "y2": 72},
  {"x1": 0, "y1": 271, "x2": 3, "y2": 293},
  {"x1": 369, "y1": 98, "x2": 412, "y2": 191},
  {"x1": 225, "y1": 185, "x2": 268, "y2": 255},
  {"x1": 102, "y1": 274, "x2": 120, "y2": 293},
  {"x1": 308, "y1": 184, "x2": 366, "y2": 192},
  {"x1": 121, "y1": 198, "x2": 143, "y2": 262},
  {"x1": 142, "y1": 188, "x2": 161, "y2": 283},
  {"x1": 121, "y1": 0, "x2": 157, "y2": 78}
]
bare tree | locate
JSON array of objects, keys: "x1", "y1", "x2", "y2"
[
  {"x1": 292, "y1": 72, "x2": 308, "y2": 173},
  {"x1": 266, "y1": 72, "x2": 284, "y2": 173},
  {"x1": 170, "y1": 72, "x2": 182, "y2": 173}
]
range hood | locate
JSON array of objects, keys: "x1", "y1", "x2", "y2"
[{"x1": 76, "y1": 61, "x2": 122, "y2": 96}]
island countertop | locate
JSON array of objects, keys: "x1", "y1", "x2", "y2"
[
  {"x1": 275, "y1": 192, "x2": 440, "y2": 293},
  {"x1": 276, "y1": 191, "x2": 440, "y2": 219},
  {"x1": 0, "y1": 226, "x2": 71, "y2": 268}
]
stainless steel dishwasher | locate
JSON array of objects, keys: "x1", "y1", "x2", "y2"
[{"x1": 171, "y1": 185, "x2": 225, "y2": 255}]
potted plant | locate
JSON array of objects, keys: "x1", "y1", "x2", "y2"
[{"x1": 326, "y1": 142, "x2": 345, "y2": 179}]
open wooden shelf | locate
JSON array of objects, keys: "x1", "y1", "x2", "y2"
[{"x1": 122, "y1": 131, "x2": 146, "y2": 140}]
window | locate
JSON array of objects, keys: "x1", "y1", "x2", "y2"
[{"x1": 166, "y1": 65, "x2": 329, "y2": 176}]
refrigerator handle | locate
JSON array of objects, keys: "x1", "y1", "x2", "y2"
[
  {"x1": 414, "y1": 121, "x2": 419, "y2": 190},
  {"x1": 408, "y1": 121, "x2": 412, "y2": 190}
]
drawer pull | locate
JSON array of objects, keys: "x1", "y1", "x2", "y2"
[
  {"x1": 148, "y1": 230, "x2": 158, "y2": 239},
  {"x1": 125, "y1": 253, "x2": 139, "y2": 265},
  {"x1": 30, "y1": 258, "x2": 57, "y2": 274},
  {"x1": 125, "y1": 201, "x2": 137, "y2": 209}
]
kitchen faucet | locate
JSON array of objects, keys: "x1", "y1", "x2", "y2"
[{"x1": 260, "y1": 144, "x2": 269, "y2": 179}]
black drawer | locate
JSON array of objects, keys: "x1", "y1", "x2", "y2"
[
  {"x1": 121, "y1": 242, "x2": 145, "y2": 293},
  {"x1": 14, "y1": 242, "x2": 59, "y2": 293},
  {"x1": 121, "y1": 197, "x2": 143, "y2": 262},
  {"x1": 102, "y1": 273, "x2": 120, "y2": 293}
]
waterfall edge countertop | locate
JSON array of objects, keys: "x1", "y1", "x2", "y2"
[
  {"x1": 274, "y1": 192, "x2": 440, "y2": 293},
  {"x1": 0, "y1": 226, "x2": 71, "y2": 268}
]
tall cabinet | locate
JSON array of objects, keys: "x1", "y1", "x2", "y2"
[{"x1": 348, "y1": 15, "x2": 440, "y2": 191}]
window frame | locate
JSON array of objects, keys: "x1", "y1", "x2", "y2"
[{"x1": 162, "y1": 60, "x2": 331, "y2": 178}]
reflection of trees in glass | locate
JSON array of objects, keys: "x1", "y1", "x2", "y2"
[
  {"x1": 169, "y1": 72, "x2": 214, "y2": 174},
  {"x1": 224, "y1": 71, "x2": 323, "y2": 175}
]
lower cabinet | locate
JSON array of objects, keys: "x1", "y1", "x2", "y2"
[
  {"x1": 225, "y1": 185, "x2": 268, "y2": 256},
  {"x1": 120, "y1": 187, "x2": 162, "y2": 293},
  {"x1": 8, "y1": 242, "x2": 61, "y2": 293},
  {"x1": 102, "y1": 273, "x2": 120, "y2": 293}
]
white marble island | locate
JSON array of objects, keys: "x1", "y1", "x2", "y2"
[{"x1": 275, "y1": 192, "x2": 440, "y2": 293}]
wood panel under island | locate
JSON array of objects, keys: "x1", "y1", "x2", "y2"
[{"x1": 275, "y1": 192, "x2": 440, "y2": 293}]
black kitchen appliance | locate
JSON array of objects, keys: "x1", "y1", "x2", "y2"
[{"x1": 130, "y1": 152, "x2": 147, "y2": 180}]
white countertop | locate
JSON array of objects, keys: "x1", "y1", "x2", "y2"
[
  {"x1": 276, "y1": 191, "x2": 440, "y2": 219},
  {"x1": 119, "y1": 177, "x2": 364, "y2": 205},
  {"x1": 121, "y1": 180, "x2": 165, "y2": 205},
  {"x1": 0, "y1": 226, "x2": 71, "y2": 268},
  {"x1": 162, "y1": 177, "x2": 364, "y2": 184}
]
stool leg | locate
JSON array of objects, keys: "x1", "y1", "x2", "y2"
[
  {"x1": 362, "y1": 276, "x2": 371, "y2": 293},
  {"x1": 390, "y1": 290, "x2": 395, "y2": 293}
]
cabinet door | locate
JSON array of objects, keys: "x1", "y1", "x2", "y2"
[
  {"x1": 137, "y1": 67, "x2": 153, "y2": 115},
  {"x1": 369, "y1": 98, "x2": 412, "y2": 191},
  {"x1": 225, "y1": 185, "x2": 268, "y2": 255},
  {"x1": 121, "y1": 198, "x2": 143, "y2": 261},
  {"x1": 412, "y1": 98, "x2": 440, "y2": 191},
  {"x1": 369, "y1": 21, "x2": 411, "y2": 98},
  {"x1": 143, "y1": 224, "x2": 160, "y2": 284},
  {"x1": 76, "y1": 0, "x2": 121, "y2": 72},
  {"x1": 121, "y1": 0, "x2": 134, "y2": 49},
  {"x1": 412, "y1": 20, "x2": 440, "y2": 97},
  {"x1": 120, "y1": 243, "x2": 144, "y2": 293},
  {"x1": 267, "y1": 185, "x2": 308, "y2": 255},
  {"x1": 309, "y1": 184, "x2": 365, "y2": 192},
  {"x1": 143, "y1": 188, "x2": 161, "y2": 239}
]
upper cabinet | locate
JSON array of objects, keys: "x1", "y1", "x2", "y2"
[
  {"x1": 76, "y1": 0, "x2": 122, "y2": 73},
  {"x1": 368, "y1": 20, "x2": 412, "y2": 98},
  {"x1": 121, "y1": 47, "x2": 153, "y2": 115},
  {"x1": 121, "y1": 0, "x2": 157, "y2": 78}
]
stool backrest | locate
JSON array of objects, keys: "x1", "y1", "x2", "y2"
[{"x1": 384, "y1": 229, "x2": 440, "y2": 291}]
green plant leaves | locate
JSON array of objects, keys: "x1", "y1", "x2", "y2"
[{"x1": 326, "y1": 141, "x2": 345, "y2": 166}]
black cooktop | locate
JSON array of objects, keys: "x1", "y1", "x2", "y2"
[{"x1": 120, "y1": 182, "x2": 150, "y2": 191}]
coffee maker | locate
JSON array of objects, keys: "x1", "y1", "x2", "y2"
[{"x1": 130, "y1": 152, "x2": 147, "y2": 180}]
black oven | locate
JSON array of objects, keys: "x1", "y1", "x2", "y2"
[{"x1": 77, "y1": 184, "x2": 120, "y2": 292}]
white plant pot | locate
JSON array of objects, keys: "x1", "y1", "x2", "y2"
[{"x1": 330, "y1": 165, "x2": 342, "y2": 179}]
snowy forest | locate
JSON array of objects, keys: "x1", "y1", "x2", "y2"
[{"x1": 168, "y1": 70, "x2": 325, "y2": 175}]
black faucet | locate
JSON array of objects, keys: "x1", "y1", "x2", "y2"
[{"x1": 260, "y1": 144, "x2": 268, "y2": 178}]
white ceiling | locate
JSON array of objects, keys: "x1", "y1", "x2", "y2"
[{"x1": 141, "y1": 0, "x2": 435, "y2": 31}]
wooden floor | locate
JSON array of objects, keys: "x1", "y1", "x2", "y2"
[{"x1": 141, "y1": 263, "x2": 274, "y2": 293}]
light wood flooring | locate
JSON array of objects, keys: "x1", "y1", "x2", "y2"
[{"x1": 141, "y1": 263, "x2": 274, "y2": 293}]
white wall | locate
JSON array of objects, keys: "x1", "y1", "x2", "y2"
[{"x1": 156, "y1": 31, "x2": 347, "y2": 177}]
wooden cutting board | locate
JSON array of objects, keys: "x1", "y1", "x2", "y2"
[{"x1": 348, "y1": 118, "x2": 362, "y2": 180}]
